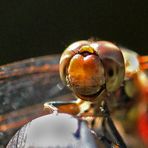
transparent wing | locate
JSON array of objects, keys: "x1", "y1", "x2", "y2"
[
  {"x1": 120, "y1": 47, "x2": 148, "y2": 78},
  {"x1": 0, "y1": 54, "x2": 73, "y2": 146}
]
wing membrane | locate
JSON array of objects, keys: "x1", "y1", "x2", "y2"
[{"x1": 0, "y1": 55, "x2": 73, "y2": 146}]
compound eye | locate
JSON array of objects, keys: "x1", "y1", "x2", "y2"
[
  {"x1": 96, "y1": 41, "x2": 125, "y2": 92},
  {"x1": 103, "y1": 59, "x2": 124, "y2": 92},
  {"x1": 108, "y1": 67, "x2": 114, "y2": 77},
  {"x1": 106, "y1": 60, "x2": 118, "y2": 78}
]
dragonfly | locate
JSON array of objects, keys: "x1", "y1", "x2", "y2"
[{"x1": 0, "y1": 40, "x2": 147, "y2": 147}]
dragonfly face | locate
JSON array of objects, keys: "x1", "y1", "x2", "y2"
[{"x1": 60, "y1": 40, "x2": 125, "y2": 101}]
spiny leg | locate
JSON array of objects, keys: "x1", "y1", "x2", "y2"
[
  {"x1": 91, "y1": 128, "x2": 119, "y2": 148},
  {"x1": 100, "y1": 101, "x2": 127, "y2": 148}
]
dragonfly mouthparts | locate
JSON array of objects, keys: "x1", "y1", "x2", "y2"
[{"x1": 74, "y1": 84, "x2": 106, "y2": 102}]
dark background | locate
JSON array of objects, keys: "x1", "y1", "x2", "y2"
[{"x1": 0, "y1": 0, "x2": 147, "y2": 64}]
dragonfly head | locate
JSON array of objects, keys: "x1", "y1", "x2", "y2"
[{"x1": 60, "y1": 40, "x2": 125, "y2": 102}]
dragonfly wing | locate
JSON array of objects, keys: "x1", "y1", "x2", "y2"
[{"x1": 0, "y1": 55, "x2": 73, "y2": 146}]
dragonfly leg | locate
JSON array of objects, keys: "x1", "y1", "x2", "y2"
[
  {"x1": 100, "y1": 101, "x2": 127, "y2": 148},
  {"x1": 91, "y1": 129, "x2": 120, "y2": 147}
]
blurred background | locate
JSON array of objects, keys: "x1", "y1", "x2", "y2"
[{"x1": 0, "y1": 0, "x2": 147, "y2": 64}]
